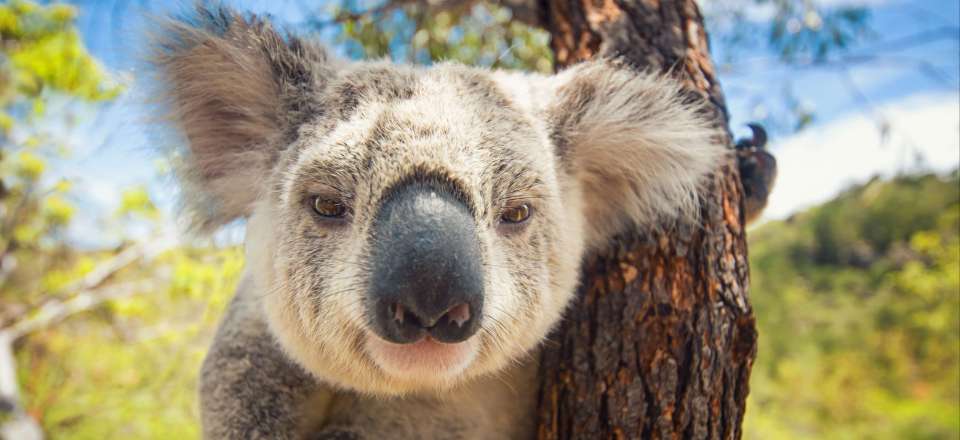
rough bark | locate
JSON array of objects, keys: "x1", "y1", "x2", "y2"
[{"x1": 533, "y1": 1, "x2": 757, "y2": 439}]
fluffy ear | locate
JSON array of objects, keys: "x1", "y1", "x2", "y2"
[
  {"x1": 152, "y1": 6, "x2": 333, "y2": 231},
  {"x1": 545, "y1": 60, "x2": 728, "y2": 249}
]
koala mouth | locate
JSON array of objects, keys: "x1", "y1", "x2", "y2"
[
  {"x1": 364, "y1": 331, "x2": 479, "y2": 380},
  {"x1": 364, "y1": 301, "x2": 480, "y2": 380}
]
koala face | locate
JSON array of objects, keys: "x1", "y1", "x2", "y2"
[
  {"x1": 242, "y1": 62, "x2": 587, "y2": 394},
  {"x1": 154, "y1": 7, "x2": 725, "y2": 395}
]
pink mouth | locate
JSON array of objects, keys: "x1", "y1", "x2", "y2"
[{"x1": 365, "y1": 334, "x2": 478, "y2": 379}]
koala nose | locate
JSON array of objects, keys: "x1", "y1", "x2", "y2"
[{"x1": 368, "y1": 181, "x2": 484, "y2": 345}]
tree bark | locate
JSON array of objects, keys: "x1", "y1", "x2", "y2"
[{"x1": 532, "y1": 1, "x2": 757, "y2": 439}]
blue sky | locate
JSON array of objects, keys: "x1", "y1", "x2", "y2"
[{"x1": 47, "y1": 0, "x2": 960, "y2": 246}]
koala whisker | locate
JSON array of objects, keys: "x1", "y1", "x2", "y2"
[
  {"x1": 312, "y1": 282, "x2": 368, "y2": 305},
  {"x1": 243, "y1": 281, "x2": 290, "y2": 302},
  {"x1": 480, "y1": 262, "x2": 515, "y2": 271},
  {"x1": 315, "y1": 261, "x2": 374, "y2": 272},
  {"x1": 480, "y1": 315, "x2": 511, "y2": 344},
  {"x1": 487, "y1": 368, "x2": 521, "y2": 397},
  {"x1": 311, "y1": 254, "x2": 374, "y2": 271},
  {"x1": 330, "y1": 294, "x2": 371, "y2": 313},
  {"x1": 537, "y1": 334, "x2": 563, "y2": 350}
]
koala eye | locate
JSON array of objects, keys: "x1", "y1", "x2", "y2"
[
  {"x1": 312, "y1": 197, "x2": 348, "y2": 218},
  {"x1": 500, "y1": 203, "x2": 532, "y2": 224}
]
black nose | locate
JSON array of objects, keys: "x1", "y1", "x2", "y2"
[{"x1": 367, "y1": 181, "x2": 484, "y2": 344}]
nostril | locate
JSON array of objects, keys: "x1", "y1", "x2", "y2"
[
  {"x1": 392, "y1": 303, "x2": 405, "y2": 325},
  {"x1": 376, "y1": 301, "x2": 429, "y2": 344},
  {"x1": 390, "y1": 302, "x2": 427, "y2": 329},
  {"x1": 444, "y1": 303, "x2": 471, "y2": 328},
  {"x1": 428, "y1": 301, "x2": 480, "y2": 344},
  {"x1": 375, "y1": 299, "x2": 481, "y2": 344},
  {"x1": 390, "y1": 302, "x2": 471, "y2": 330}
]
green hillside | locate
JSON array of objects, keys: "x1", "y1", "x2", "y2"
[{"x1": 745, "y1": 172, "x2": 960, "y2": 439}]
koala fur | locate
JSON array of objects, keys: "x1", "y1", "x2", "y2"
[{"x1": 152, "y1": 6, "x2": 727, "y2": 439}]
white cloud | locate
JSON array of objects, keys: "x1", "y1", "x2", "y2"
[{"x1": 759, "y1": 92, "x2": 960, "y2": 223}]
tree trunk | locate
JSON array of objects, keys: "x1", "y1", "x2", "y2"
[{"x1": 531, "y1": 1, "x2": 757, "y2": 439}]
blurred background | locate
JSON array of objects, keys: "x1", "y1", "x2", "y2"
[{"x1": 0, "y1": 0, "x2": 956, "y2": 438}]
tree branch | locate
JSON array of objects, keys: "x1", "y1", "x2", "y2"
[
  {"x1": 0, "y1": 332, "x2": 42, "y2": 440},
  {"x1": 5, "y1": 281, "x2": 154, "y2": 341},
  {"x1": 0, "y1": 240, "x2": 169, "y2": 439},
  {"x1": 0, "y1": 280, "x2": 156, "y2": 440}
]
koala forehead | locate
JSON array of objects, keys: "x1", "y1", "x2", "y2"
[{"x1": 282, "y1": 62, "x2": 557, "y2": 211}]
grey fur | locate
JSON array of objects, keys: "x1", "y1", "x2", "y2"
[
  {"x1": 153, "y1": 6, "x2": 725, "y2": 439},
  {"x1": 200, "y1": 277, "x2": 323, "y2": 439}
]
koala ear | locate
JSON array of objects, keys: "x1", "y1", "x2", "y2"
[
  {"x1": 152, "y1": 6, "x2": 334, "y2": 231},
  {"x1": 545, "y1": 60, "x2": 728, "y2": 249}
]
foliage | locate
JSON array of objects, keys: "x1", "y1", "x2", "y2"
[
  {"x1": 0, "y1": 0, "x2": 121, "y2": 308},
  {"x1": 705, "y1": 0, "x2": 874, "y2": 132},
  {"x1": 708, "y1": 0, "x2": 873, "y2": 64},
  {"x1": 745, "y1": 172, "x2": 960, "y2": 439},
  {"x1": 319, "y1": 0, "x2": 553, "y2": 73},
  {"x1": 0, "y1": 1, "x2": 120, "y2": 128},
  {"x1": 18, "y1": 246, "x2": 242, "y2": 439},
  {"x1": 0, "y1": 2, "x2": 212, "y2": 438}
]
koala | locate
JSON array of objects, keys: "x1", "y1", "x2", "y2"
[{"x1": 152, "y1": 6, "x2": 727, "y2": 439}]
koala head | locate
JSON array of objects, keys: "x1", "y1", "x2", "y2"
[{"x1": 153, "y1": 7, "x2": 725, "y2": 395}]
